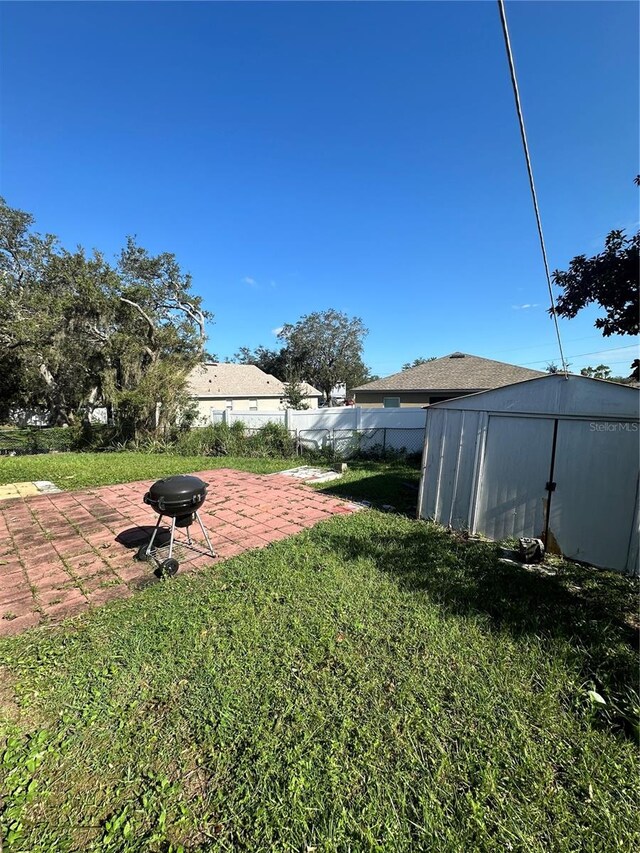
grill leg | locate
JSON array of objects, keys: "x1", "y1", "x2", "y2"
[
  {"x1": 195, "y1": 511, "x2": 216, "y2": 557},
  {"x1": 168, "y1": 516, "x2": 177, "y2": 559},
  {"x1": 146, "y1": 514, "x2": 164, "y2": 556}
]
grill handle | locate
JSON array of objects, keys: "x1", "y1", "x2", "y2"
[{"x1": 143, "y1": 492, "x2": 166, "y2": 511}]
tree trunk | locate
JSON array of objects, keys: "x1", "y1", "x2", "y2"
[
  {"x1": 39, "y1": 362, "x2": 74, "y2": 426},
  {"x1": 80, "y1": 387, "x2": 99, "y2": 426}
]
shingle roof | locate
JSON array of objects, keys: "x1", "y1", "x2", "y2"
[
  {"x1": 188, "y1": 363, "x2": 321, "y2": 398},
  {"x1": 353, "y1": 352, "x2": 545, "y2": 393}
]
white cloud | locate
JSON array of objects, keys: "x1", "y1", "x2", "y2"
[
  {"x1": 271, "y1": 326, "x2": 283, "y2": 336},
  {"x1": 512, "y1": 303, "x2": 539, "y2": 310},
  {"x1": 242, "y1": 276, "x2": 257, "y2": 286}
]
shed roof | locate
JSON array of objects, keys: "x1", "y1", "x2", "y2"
[
  {"x1": 188, "y1": 363, "x2": 321, "y2": 398},
  {"x1": 353, "y1": 352, "x2": 544, "y2": 393},
  {"x1": 427, "y1": 373, "x2": 640, "y2": 419}
]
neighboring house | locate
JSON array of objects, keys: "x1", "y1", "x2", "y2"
[
  {"x1": 353, "y1": 352, "x2": 545, "y2": 407},
  {"x1": 188, "y1": 363, "x2": 322, "y2": 422}
]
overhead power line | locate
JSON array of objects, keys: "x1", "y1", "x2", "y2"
[
  {"x1": 521, "y1": 344, "x2": 640, "y2": 367},
  {"x1": 475, "y1": 334, "x2": 614, "y2": 357},
  {"x1": 497, "y1": 0, "x2": 569, "y2": 375}
]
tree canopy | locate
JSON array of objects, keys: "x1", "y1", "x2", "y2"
[
  {"x1": 277, "y1": 309, "x2": 370, "y2": 402},
  {"x1": 0, "y1": 197, "x2": 210, "y2": 432},
  {"x1": 552, "y1": 229, "x2": 639, "y2": 338},
  {"x1": 232, "y1": 345, "x2": 291, "y2": 382},
  {"x1": 580, "y1": 364, "x2": 612, "y2": 381},
  {"x1": 233, "y1": 310, "x2": 373, "y2": 402},
  {"x1": 551, "y1": 180, "x2": 639, "y2": 379},
  {"x1": 401, "y1": 357, "x2": 437, "y2": 371},
  {"x1": 551, "y1": 179, "x2": 639, "y2": 383},
  {"x1": 580, "y1": 364, "x2": 634, "y2": 384}
]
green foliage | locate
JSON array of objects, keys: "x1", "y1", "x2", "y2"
[
  {"x1": 246, "y1": 421, "x2": 297, "y2": 457},
  {"x1": 173, "y1": 422, "x2": 247, "y2": 456},
  {"x1": 172, "y1": 421, "x2": 296, "y2": 459},
  {"x1": 553, "y1": 229, "x2": 639, "y2": 337},
  {"x1": 401, "y1": 356, "x2": 437, "y2": 371},
  {"x1": 232, "y1": 345, "x2": 292, "y2": 381},
  {"x1": 551, "y1": 179, "x2": 639, "y2": 376},
  {"x1": 0, "y1": 197, "x2": 211, "y2": 433},
  {"x1": 278, "y1": 309, "x2": 370, "y2": 402},
  {"x1": 282, "y1": 374, "x2": 311, "y2": 409},
  {"x1": 579, "y1": 364, "x2": 632, "y2": 384},
  {"x1": 580, "y1": 364, "x2": 612, "y2": 380},
  {"x1": 546, "y1": 361, "x2": 572, "y2": 374},
  {"x1": 0, "y1": 424, "x2": 153, "y2": 455}
]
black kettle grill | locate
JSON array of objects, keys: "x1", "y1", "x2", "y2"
[{"x1": 137, "y1": 475, "x2": 215, "y2": 575}]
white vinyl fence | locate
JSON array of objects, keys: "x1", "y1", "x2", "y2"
[{"x1": 214, "y1": 407, "x2": 427, "y2": 458}]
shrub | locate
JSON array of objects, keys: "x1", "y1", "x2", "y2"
[
  {"x1": 245, "y1": 422, "x2": 297, "y2": 457},
  {"x1": 172, "y1": 421, "x2": 296, "y2": 459},
  {"x1": 173, "y1": 422, "x2": 247, "y2": 457}
]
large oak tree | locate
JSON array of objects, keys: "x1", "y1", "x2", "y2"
[{"x1": 0, "y1": 198, "x2": 211, "y2": 432}]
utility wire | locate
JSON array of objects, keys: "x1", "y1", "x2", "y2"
[
  {"x1": 521, "y1": 344, "x2": 640, "y2": 367},
  {"x1": 497, "y1": 0, "x2": 569, "y2": 375}
]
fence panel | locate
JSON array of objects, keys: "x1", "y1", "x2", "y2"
[
  {"x1": 227, "y1": 411, "x2": 285, "y2": 428},
  {"x1": 216, "y1": 406, "x2": 428, "y2": 434},
  {"x1": 382, "y1": 428, "x2": 425, "y2": 457},
  {"x1": 295, "y1": 429, "x2": 331, "y2": 456},
  {"x1": 329, "y1": 427, "x2": 425, "y2": 460}
]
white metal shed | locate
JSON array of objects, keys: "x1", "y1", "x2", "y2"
[{"x1": 418, "y1": 374, "x2": 640, "y2": 574}]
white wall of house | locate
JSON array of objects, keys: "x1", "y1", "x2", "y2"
[{"x1": 194, "y1": 395, "x2": 320, "y2": 424}]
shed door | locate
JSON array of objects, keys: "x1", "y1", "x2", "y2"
[
  {"x1": 549, "y1": 420, "x2": 639, "y2": 572},
  {"x1": 476, "y1": 416, "x2": 555, "y2": 541}
]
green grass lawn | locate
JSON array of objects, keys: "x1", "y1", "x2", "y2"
[
  {"x1": 311, "y1": 459, "x2": 421, "y2": 515},
  {"x1": 0, "y1": 451, "x2": 296, "y2": 490},
  {"x1": 1, "y1": 497, "x2": 638, "y2": 850},
  {"x1": 0, "y1": 451, "x2": 422, "y2": 515}
]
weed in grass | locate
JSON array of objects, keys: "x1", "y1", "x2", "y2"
[{"x1": 98, "y1": 579, "x2": 121, "y2": 589}]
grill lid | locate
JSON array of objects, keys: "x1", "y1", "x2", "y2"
[{"x1": 144, "y1": 475, "x2": 208, "y2": 513}]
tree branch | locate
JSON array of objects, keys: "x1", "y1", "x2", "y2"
[
  {"x1": 120, "y1": 297, "x2": 156, "y2": 334},
  {"x1": 87, "y1": 324, "x2": 109, "y2": 342},
  {"x1": 159, "y1": 298, "x2": 206, "y2": 342}
]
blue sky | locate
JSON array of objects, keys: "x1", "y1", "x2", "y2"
[{"x1": 1, "y1": 0, "x2": 638, "y2": 377}]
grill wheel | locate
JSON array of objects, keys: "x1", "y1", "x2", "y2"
[
  {"x1": 136, "y1": 544, "x2": 152, "y2": 562},
  {"x1": 158, "y1": 558, "x2": 179, "y2": 577}
]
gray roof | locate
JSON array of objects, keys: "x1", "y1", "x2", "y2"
[
  {"x1": 188, "y1": 363, "x2": 321, "y2": 398},
  {"x1": 353, "y1": 352, "x2": 545, "y2": 393}
]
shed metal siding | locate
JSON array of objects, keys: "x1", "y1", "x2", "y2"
[
  {"x1": 420, "y1": 408, "x2": 484, "y2": 529},
  {"x1": 549, "y1": 420, "x2": 639, "y2": 571},
  {"x1": 418, "y1": 375, "x2": 640, "y2": 575},
  {"x1": 475, "y1": 416, "x2": 555, "y2": 541}
]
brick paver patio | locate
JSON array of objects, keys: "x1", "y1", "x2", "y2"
[{"x1": 0, "y1": 469, "x2": 360, "y2": 637}]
